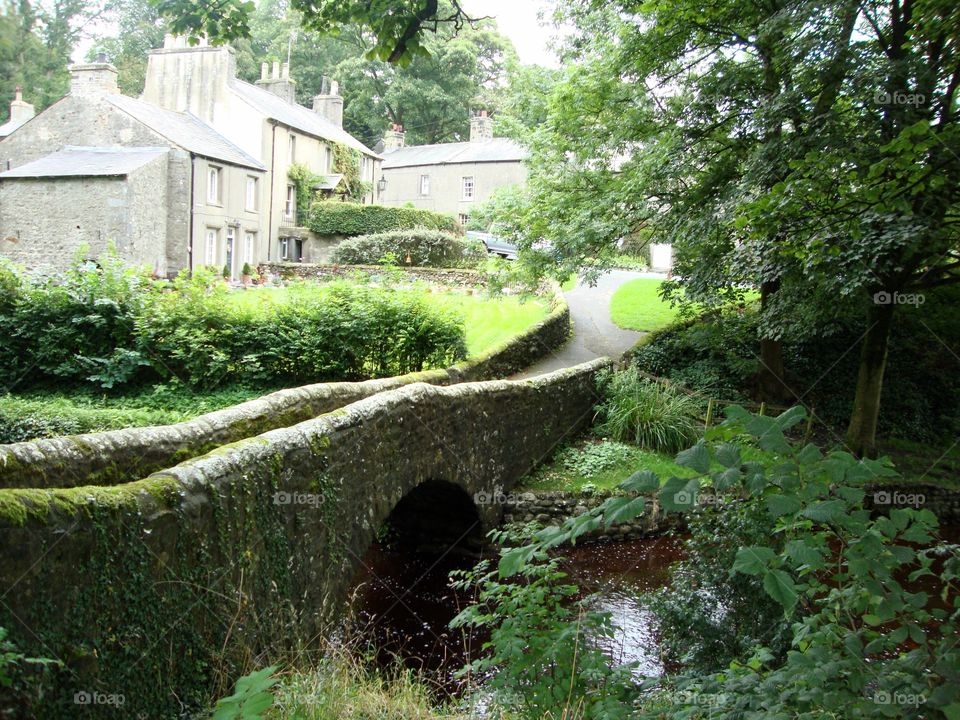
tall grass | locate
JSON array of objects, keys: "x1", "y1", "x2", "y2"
[
  {"x1": 266, "y1": 647, "x2": 488, "y2": 720},
  {"x1": 596, "y1": 367, "x2": 702, "y2": 453}
]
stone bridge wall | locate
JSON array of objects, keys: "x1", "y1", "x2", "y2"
[
  {"x1": 0, "y1": 360, "x2": 605, "y2": 718},
  {"x1": 0, "y1": 287, "x2": 569, "y2": 491}
]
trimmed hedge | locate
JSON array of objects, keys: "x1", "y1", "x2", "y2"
[
  {"x1": 330, "y1": 229, "x2": 486, "y2": 268},
  {"x1": 307, "y1": 201, "x2": 461, "y2": 237}
]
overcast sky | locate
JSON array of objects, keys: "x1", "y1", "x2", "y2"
[{"x1": 462, "y1": 0, "x2": 561, "y2": 67}]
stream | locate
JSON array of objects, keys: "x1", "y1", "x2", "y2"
[{"x1": 344, "y1": 534, "x2": 686, "y2": 697}]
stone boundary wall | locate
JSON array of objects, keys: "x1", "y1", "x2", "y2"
[
  {"x1": 0, "y1": 283, "x2": 569, "y2": 490},
  {"x1": 500, "y1": 484, "x2": 960, "y2": 546},
  {"x1": 502, "y1": 490, "x2": 684, "y2": 542},
  {"x1": 261, "y1": 261, "x2": 485, "y2": 288},
  {"x1": 0, "y1": 360, "x2": 606, "y2": 718}
]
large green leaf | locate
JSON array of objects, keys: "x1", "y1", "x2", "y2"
[
  {"x1": 763, "y1": 569, "x2": 798, "y2": 615},
  {"x1": 733, "y1": 546, "x2": 776, "y2": 575}
]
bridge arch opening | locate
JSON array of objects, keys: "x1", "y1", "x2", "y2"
[{"x1": 381, "y1": 480, "x2": 485, "y2": 555}]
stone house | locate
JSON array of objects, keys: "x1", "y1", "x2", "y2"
[
  {"x1": 0, "y1": 62, "x2": 265, "y2": 277},
  {"x1": 141, "y1": 36, "x2": 381, "y2": 264},
  {"x1": 0, "y1": 36, "x2": 381, "y2": 277},
  {"x1": 379, "y1": 112, "x2": 528, "y2": 225}
]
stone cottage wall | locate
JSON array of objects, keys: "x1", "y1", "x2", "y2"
[{"x1": 0, "y1": 360, "x2": 605, "y2": 718}]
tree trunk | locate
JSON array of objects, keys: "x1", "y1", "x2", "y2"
[
  {"x1": 757, "y1": 280, "x2": 789, "y2": 403},
  {"x1": 845, "y1": 301, "x2": 895, "y2": 458}
]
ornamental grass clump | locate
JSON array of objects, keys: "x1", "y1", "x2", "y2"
[{"x1": 596, "y1": 366, "x2": 701, "y2": 453}]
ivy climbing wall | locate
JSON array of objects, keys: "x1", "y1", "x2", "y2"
[{"x1": 0, "y1": 359, "x2": 606, "y2": 718}]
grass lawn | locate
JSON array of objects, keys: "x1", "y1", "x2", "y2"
[
  {"x1": 609, "y1": 278, "x2": 681, "y2": 332},
  {"x1": 518, "y1": 434, "x2": 774, "y2": 493},
  {"x1": 226, "y1": 285, "x2": 549, "y2": 357}
]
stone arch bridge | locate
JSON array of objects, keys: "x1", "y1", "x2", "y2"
[{"x1": 0, "y1": 359, "x2": 605, "y2": 718}]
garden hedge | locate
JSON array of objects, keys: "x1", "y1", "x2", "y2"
[
  {"x1": 307, "y1": 202, "x2": 461, "y2": 237},
  {"x1": 330, "y1": 229, "x2": 486, "y2": 268}
]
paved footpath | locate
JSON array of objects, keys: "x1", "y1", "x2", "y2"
[{"x1": 513, "y1": 270, "x2": 665, "y2": 379}]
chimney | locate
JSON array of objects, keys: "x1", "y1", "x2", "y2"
[
  {"x1": 312, "y1": 76, "x2": 343, "y2": 127},
  {"x1": 142, "y1": 34, "x2": 236, "y2": 121},
  {"x1": 383, "y1": 124, "x2": 406, "y2": 151},
  {"x1": 470, "y1": 110, "x2": 493, "y2": 143},
  {"x1": 255, "y1": 59, "x2": 296, "y2": 104},
  {"x1": 69, "y1": 56, "x2": 120, "y2": 96},
  {"x1": 8, "y1": 87, "x2": 34, "y2": 126}
]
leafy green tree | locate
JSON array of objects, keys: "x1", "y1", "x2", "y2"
[
  {"x1": 333, "y1": 18, "x2": 511, "y2": 146},
  {"x1": 88, "y1": 0, "x2": 166, "y2": 95},
  {"x1": 0, "y1": 0, "x2": 70, "y2": 118},
  {"x1": 153, "y1": 0, "x2": 479, "y2": 65}
]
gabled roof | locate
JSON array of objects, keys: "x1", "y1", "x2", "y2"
[
  {"x1": 105, "y1": 94, "x2": 265, "y2": 171},
  {"x1": 382, "y1": 137, "x2": 528, "y2": 169},
  {"x1": 230, "y1": 79, "x2": 382, "y2": 159},
  {"x1": 0, "y1": 146, "x2": 168, "y2": 178}
]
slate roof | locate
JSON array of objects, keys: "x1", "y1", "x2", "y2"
[
  {"x1": 230, "y1": 80, "x2": 381, "y2": 159},
  {"x1": 0, "y1": 116, "x2": 30, "y2": 139},
  {"x1": 382, "y1": 137, "x2": 528, "y2": 169},
  {"x1": 0, "y1": 146, "x2": 168, "y2": 178},
  {"x1": 105, "y1": 94, "x2": 265, "y2": 171}
]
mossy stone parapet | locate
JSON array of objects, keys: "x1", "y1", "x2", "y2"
[
  {"x1": 0, "y1": 359, "x2": 605, "y2": 718},
  {"x1": 0, "y1": 283, "x2": 569, "y2": 490}
]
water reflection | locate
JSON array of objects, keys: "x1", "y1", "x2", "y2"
[{"x1": 347, "y1": 535, "x2": 685, "y2": 696}]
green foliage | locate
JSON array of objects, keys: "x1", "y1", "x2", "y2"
[
  {"x1": 330, "y1": 229, "x2": 484, "y2": 268},
  {"x1": 633, "y1": 298, "x2": 960, "y2": 443},
  {"x1": 0, "y1": 625, "x2": 60, "y2": 714},
  {"x1": 556, "y1": 440, "x2": 636, "y2": 478},
  {"x1": 211, "y1": 665, "x2": 277, "y2": 719},
  {"x1": 330, "y1": 143, "x2": 372, "y2": 201},
  {"x1": 481, "y1": 407, "x2": 960, "y2": 718},
  {"x1": 451, "y1": 553, "x2": 636, "y2": 720},
  {"x1": 595, "y1": 367, "x2": 702, "y2": 453},
  {"x1": 0, "y1": 257, "x2": 467, "y2": 392},
  {"x1": 288, "y1": 162, "x2": 324, "y2": 223},
  {"x1": 308, "y1": 202, "x2": 460, "y2": 237}
]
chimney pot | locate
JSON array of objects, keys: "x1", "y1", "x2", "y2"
[
  {"x1": 282, "y1": 62, "x2": 289, "y2": 79},
  {"x1": 272, "y1": 61, "x2": 280, "y2": 79},
  {"x1": 260, "y1": 62, "x2": 268, "y2": 80}
]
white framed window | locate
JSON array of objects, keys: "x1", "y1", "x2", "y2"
[
  {"x1": 458, "y1": 213, "x2": 469, "y2": 226},
  {"x1": 288, "y1": 134, "x2": 296, "y2": 163},
  {"x1": 461, "y1": 176, "x2": 475, "y2": 201},
  {"x1": 207, "y1": 166, "x2": 221, "y2": 204},
  {"x1": 244, "y1": 232, "x2": 255, "y2": 264},
  {"x1": 284, "y1": 184, "x2": 296, "y2": 220},
  {"x1": 325, "y1": 146, "x2": 332, "y2": 173},
  {"x1": 280, "y1": 237, "x2": 290, "y2": 260},
  {"x1": 419, "y1": 174, "x2": 430, "y2": 196},
  {"x1": 245, "y1": 176, "x2": 258, "y2": 211},
  {"x1": 204, "y1": 228, "x2": 218, "y2": 265}
]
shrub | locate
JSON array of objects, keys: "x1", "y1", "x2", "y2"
[
  {"x1": 595, "y1": 367, "x2": 702, "y2": 453},
  {"x1": 307, "y1": 202, "x2": 460, "y2": 237},
  {"x1": 556, "y1": 440, "x2": 636, "y2": 477},
  {"x1": 330, "y1": 230, "x2": 486, "y2": 268}
]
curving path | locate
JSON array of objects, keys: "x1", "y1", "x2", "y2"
[{"x1": 513, "y1": 270, "x2": 665, "y2": 379}]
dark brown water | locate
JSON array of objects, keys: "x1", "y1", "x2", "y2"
[{"x1": 345, "y1": 535, "x2": 685, "y2": 696}]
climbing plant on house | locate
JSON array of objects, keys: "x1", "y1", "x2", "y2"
[{"x1": 330, "y1": 142, "x2": 372, "y2": 202}]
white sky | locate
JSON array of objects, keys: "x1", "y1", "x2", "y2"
[{"x1": 463, "y1": 0, "x2": 561, "y2": 67}]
